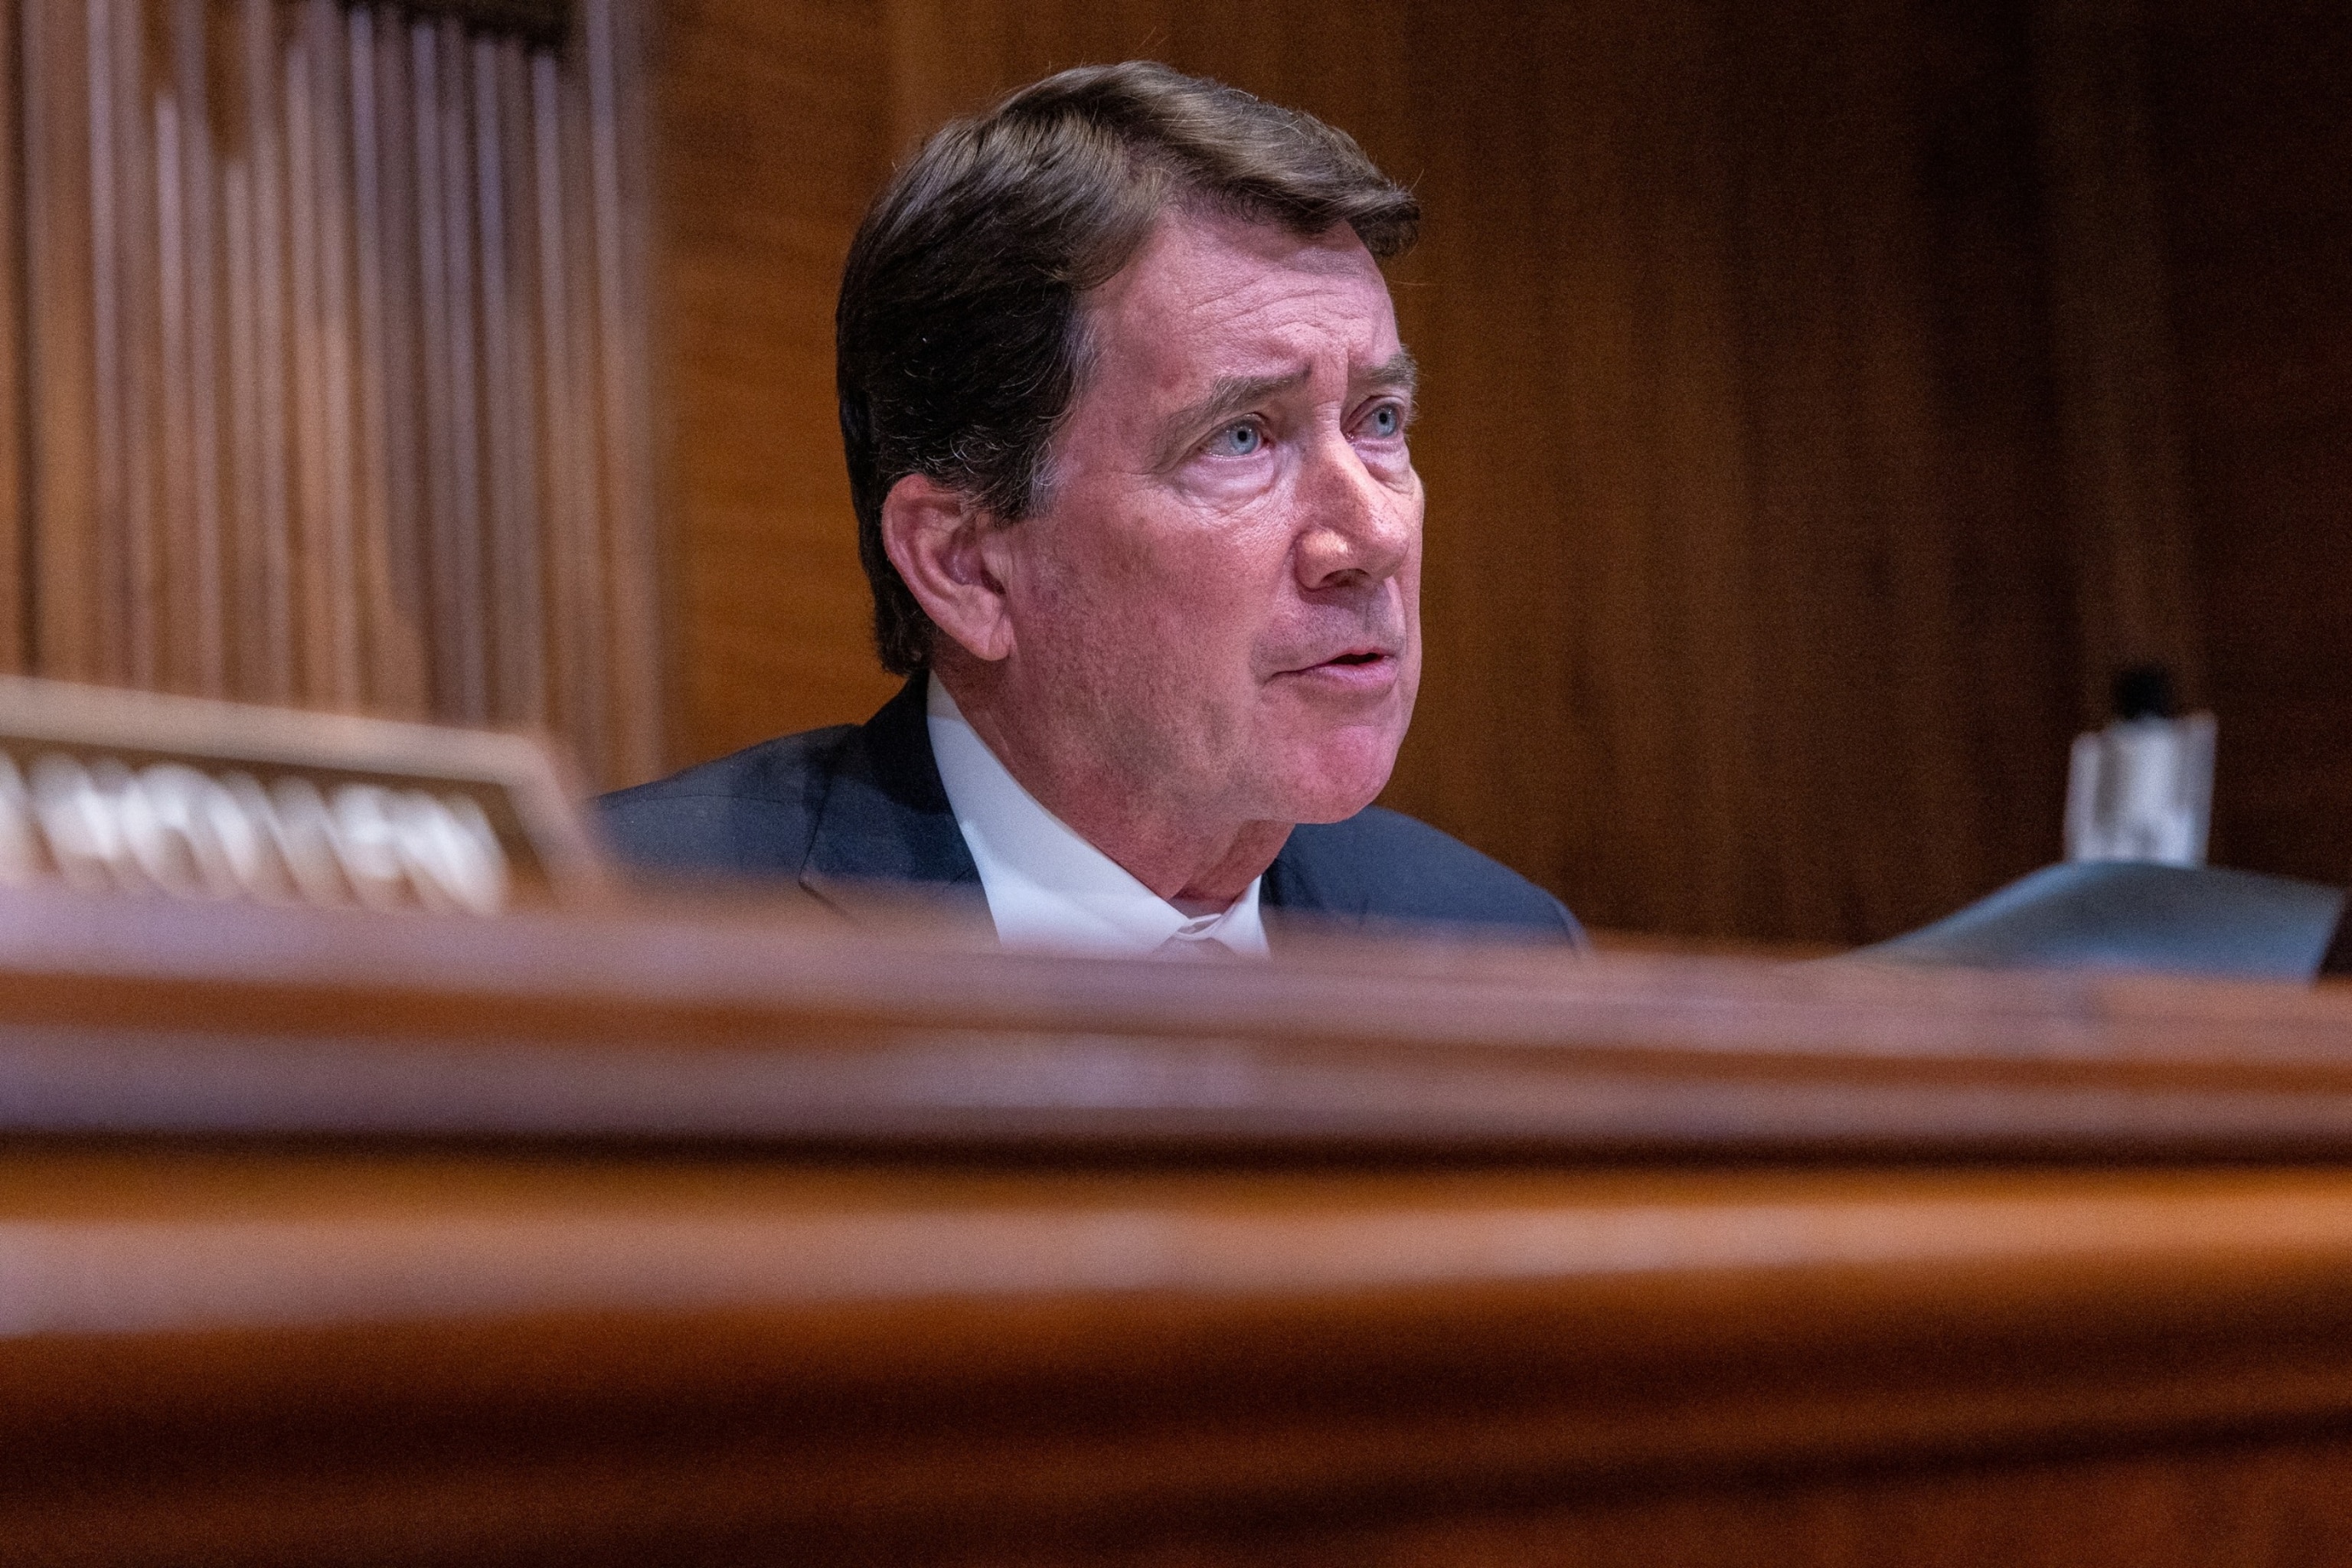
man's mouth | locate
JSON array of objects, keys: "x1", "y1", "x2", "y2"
[{"x1": 1274, "y1": 646, "x2": 1400, "y2": 686}]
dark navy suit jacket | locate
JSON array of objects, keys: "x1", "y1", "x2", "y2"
[{"x1": 598, "y1": 677, "x2": 1582, "y2": 948}]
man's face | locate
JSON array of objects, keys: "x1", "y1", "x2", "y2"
[{"x1": 983, "y1": 207, "x2": 1423, "y2": 831}]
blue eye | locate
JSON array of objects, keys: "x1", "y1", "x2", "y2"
[
  {"x1": 1365, "y1": 403, "x2": 1402, "y2": 438},
  {"x1": 1209, "y1": 422, "x2": 1263, "y2": 456}
]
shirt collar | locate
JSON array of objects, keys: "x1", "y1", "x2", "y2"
[{"x1": 924, "y1": 675, "x2": 1268, "y2": 958}]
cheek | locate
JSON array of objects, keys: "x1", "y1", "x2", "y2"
[
  {"x1": 1034, "y1": 496, "x2": 1290, "y2": 656},
  {"x1": 1018, "y1": 534, "x2": 1174, "y2": 661}
]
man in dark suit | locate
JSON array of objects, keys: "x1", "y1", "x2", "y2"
[{"x1": 603, "y1": 64, "x2": 1578, "y2": 956}]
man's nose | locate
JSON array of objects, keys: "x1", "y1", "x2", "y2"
[{"x1": 1291, "y1": 434, "x2": 1416, "y2": 592}]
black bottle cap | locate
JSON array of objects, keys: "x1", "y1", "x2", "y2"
[{"x1": 2112, "y1": 663, "x2": 2179, "y2": 722}]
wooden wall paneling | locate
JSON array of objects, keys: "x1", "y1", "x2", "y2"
[
  {"x1": 580, "y1": 0, "x2": 658, "y2": 784},
  {"x1": 74, "y1": 0, "x2": 113, "y2": 684},
  {"x1": 510, "y1": 33, "x2": 553, "y2": 732},
  {"x1": 534, "y1": 44, "x2": 600, "y2": 767},
  {"x1": 1379, "y1": 2, "x2": 1586, "y2": 925},
  {"x1": 498, "y1": 34, "x2": 549, "y2": 727},
  {"x1": 85, "y1": 0, "x2": 126, "y2": 682},
  {"x1": 346, "y1": 4, "x2": 387, "y2": 704},
  {"x1": 434, "y1": 15, "x2": 486, "y2": 721},
  {"x1": 472, "y1": 27, "x2": 505, "y2": 718},
  {"x1": 186, "y1": 0, "x2": 225, "y2": 694},
  {"x1": 1724, "y1": 0, "x2": 1976, "y2": 940},
  {"x1": 1377, "y1": 0, "x2": 2056, "y2": 942},
  {"x1": 220, "y1": 58, "x2": 259, "y2": 694},
  {"x1": 654, "y1": 0, "x2": 899, "y2": 769},
  {"x1": 1906, "y1": 0, "x2": 2080, "y2": 929},
  {"x1": 292, "y1": 0, "x2": 355, "y2": 710},
  {"x1": 1391, "y1": 0, "x2": 1759, "y2": 941},
  {"x1": 237, "y1": 0, "x2": 296, "y2": 702},
  {"x1": 881, "y1": 0, "x2": 1001, "y2": 157},
  {"x1": 154, "y1": 8, "x2": 194, "y2": 691},
  {"x1": 876, "y1": 0, "x2": 1422, "y2": 197},
  {"x1": 2141, "y1": 0, "x2": 2352, "y2": 889},
  {"x1": 2030, "y1": 0, "x2": 2203, "y2": 729},
  {"x1": 283, "y1": 0, "x2": 325, "y2": 701},
  {"x1": 111, "y1": 0, "x2": 161, "y2": 690},
  {"x1": 408, "y1": 14, "x2": 455, "y2": 714},
  {"x1": 124, "y1": 1, "x2": 168, "y2": 693},
  {"x1": 313, "y1": 0, "x2": 361, "y2": 708},
  {"x1": 472, "y1": 30, "x2": 508, "y2": 724},
  {"x1": 154, "y1": 0, "x2": 215, "y2": 694},
  {"x1": 1566, "y1": 0, "x2": 1753, "y2": 942},
  {"x1": 560, "y1": 18, "x2": 618, "y2": 773},
  {"x1": 553, "y1": 2, "x2": 605, "y2": 761},
  {"x1": 296, "y1": 2, "x2": 358, "y2": 706},
  {"x1": 569, "y1": 0, "x2": 635, "y2": 771},
  {"x1": 0, "y1": 0, "x2": 28, "y2": 675},
  {"x1": 470, "y1": 31, "x2": 521, "y2": 719},
  {"x1": 9, "y1": 0, "x2": 655, "y2": 768},
  {"x1": 440, "y1": 12, "x2": 485, "y2": 727},
  {"x1": 170, "y1": 0, "x2": 225, "y2": 693},
  {"x1": 348, "y1": 4, "x2": 425, "y2": 717},
  {"x1": 535, "y1": 44, "x2": 589, "y2": 761},
  {"x1": 374, "y1": 5, "x2": 430, "y2": 718}
]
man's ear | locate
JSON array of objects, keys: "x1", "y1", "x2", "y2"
[{"x1": 880, "y1": 474, "x2": 1016, "y2": 662}]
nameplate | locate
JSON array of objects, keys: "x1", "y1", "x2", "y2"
[{"x1": 0, "y1": 678, "x2": 607, "y2": 915}]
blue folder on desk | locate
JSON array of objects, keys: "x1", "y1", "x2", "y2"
[{"x1": 1859, "y1": 861, "x2": 2349, "y2": 981}]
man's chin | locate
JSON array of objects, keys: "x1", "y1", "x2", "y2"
[{"x1": 1255, "y1": 740, "x2": 1403, "y2": 825}]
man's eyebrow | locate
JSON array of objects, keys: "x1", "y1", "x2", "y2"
[{"x1": 1352, "y1": 348, "x2": 1419, "y2": 398}]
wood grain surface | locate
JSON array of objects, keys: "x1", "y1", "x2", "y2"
[
  {"x1": 31, "y1": 1154, "x2": 2352, "y2": 1563},
  {"x1": 5, "y1": 886, "x2": 2352, "y2": 1559},
  {"x1": 3, "y1": 881, "x2": 2352, "y2": 1152}
]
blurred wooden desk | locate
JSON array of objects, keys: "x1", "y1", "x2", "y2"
[{"x1": 10, "y1": 888, "x2": 2352, "y2": 1565}]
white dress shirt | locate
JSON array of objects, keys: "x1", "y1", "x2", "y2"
[{"x1": 926, "y1": 675, "x2": 1269, "y2": 959}]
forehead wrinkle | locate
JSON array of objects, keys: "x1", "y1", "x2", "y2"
[
  {"x1": 1150, "y1": 228, "x2": 1370, "y2": 318},
  {"x1": 1158, "y1": 268, "x2": 1406, "y2": 387}
]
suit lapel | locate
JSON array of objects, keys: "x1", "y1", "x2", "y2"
[
  {"x1": 1261, "y1": 830, "x2": 1369, "y2": 950},
  {"x1": 799, "y1": 675, "x2": 991, "y2": 930}
]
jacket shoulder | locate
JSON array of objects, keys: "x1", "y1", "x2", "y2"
[
  {"x1": 1276, "y1": 805, "x2": 1583, "y2": 943},
  {"x1": 595, "y1": 724, "x2": 854, "y2": 875}
]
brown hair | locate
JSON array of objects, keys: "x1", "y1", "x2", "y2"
[{"x1": 836, "y1": 61, "x2": 1420, "y2": 675}]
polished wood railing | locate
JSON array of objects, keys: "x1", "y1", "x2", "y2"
[{"x1": 10, "y1": 887, "x2": 2352, "y2": 1563}]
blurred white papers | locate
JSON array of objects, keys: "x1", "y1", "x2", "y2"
[{"x1": 2065, "y1": 713, "x2": 2215, "y2": 867}]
